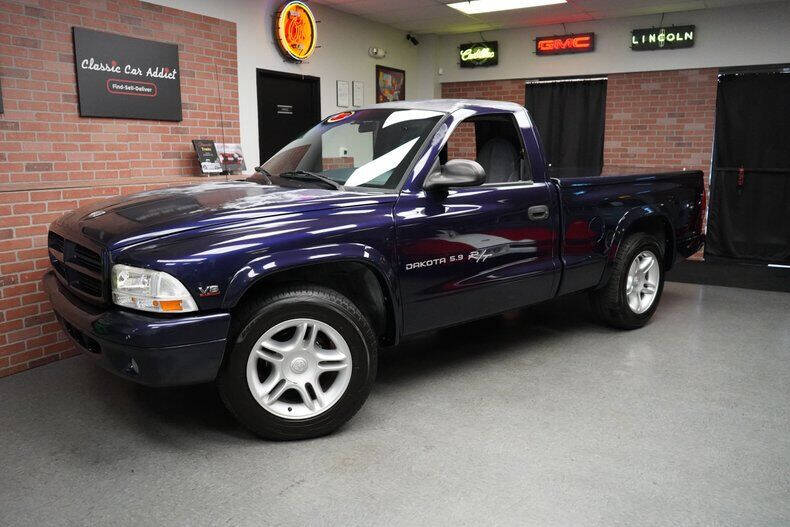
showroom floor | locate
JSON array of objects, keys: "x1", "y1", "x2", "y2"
[{"x1": 1, "y1": 282, "x2": 788, "y2": 526}]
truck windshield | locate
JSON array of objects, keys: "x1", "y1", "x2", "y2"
[{"x1": 253, "y1": 109, "x2": 444, "y2": 190}]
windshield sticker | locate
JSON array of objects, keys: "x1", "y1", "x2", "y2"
[{"x1": 326, "y1": 111, "x2": 354, "y2": 123}]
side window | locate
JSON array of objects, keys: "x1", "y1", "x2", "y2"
[{"x1": 441, "y1": 113, "x2": 531, "y2": 184}]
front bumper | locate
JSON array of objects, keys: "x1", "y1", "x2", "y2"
[{"x1": 44, "y1": 271, "x2": 231, "y2": 387}]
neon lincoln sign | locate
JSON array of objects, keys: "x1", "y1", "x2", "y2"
[{"x1": 535, "y1": 32, "x2": 595, "y2": 56}]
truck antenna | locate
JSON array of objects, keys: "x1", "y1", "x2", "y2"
[{"x1": 214, "y1": 60, "x2": 229, "y2": 182}]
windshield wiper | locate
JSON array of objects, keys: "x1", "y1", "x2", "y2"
[{"x1": 278, "y1": 171, "x2": 344, "y2": 190}]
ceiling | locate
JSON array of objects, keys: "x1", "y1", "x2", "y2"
[{"x1": 314, "y1": 0, "x2": 774, "y2": 34}]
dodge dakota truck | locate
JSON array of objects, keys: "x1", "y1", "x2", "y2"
[{"x1": 45, "y1": 100, "x2": 705, "y2": 440}]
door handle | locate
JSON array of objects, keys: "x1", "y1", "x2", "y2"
[{"x1": 528, "y1": 205, "x2": 549, "y2": 221}]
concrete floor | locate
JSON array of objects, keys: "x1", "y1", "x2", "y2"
[{"x1": 1, "y1": 282, "x2": 788, "y2": 526}]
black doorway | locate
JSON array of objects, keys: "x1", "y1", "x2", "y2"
[
  {"x1": 524, "y1": 78, "x2": 607, "y2": 178},
  {"x1": 257, "y1": 69, "x2": 321, "y2": 164},
  {"x1": 705, "y1": 69, "x2": 790, "y2": 264}
]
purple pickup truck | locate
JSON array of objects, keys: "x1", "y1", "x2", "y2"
[{"x1": 45, "y1": 100, "x2": 705, "y2": 439}]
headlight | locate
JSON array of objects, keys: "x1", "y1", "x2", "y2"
[{"x1": 111, "y1": 264, "x2": 198, "y2": 313}]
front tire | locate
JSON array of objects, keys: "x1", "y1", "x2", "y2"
[
  {"x1": 217, "y1": 286, "x2": 377, "y2": 440},
  {"x1": 589, "y1": 233, "x2": 665, "y2": 329}
]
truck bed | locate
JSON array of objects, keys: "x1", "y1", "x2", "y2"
[{"x1": 554, "y1": 170, "x2": 706, "y2": 296}]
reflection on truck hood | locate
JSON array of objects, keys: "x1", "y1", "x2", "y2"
[{"x1": 54, "y1": 181, "x2": 393, "y2": 249}]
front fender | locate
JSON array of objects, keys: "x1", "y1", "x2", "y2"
[{"x1": 221, "y1": 243, "x2": 399, "y2": 310}]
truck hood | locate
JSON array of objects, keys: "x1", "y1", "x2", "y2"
[{"x1": 55, "y1": 181, "x2": 394, "y2": 249}]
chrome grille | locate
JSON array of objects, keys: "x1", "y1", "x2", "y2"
[{"x1": 48, "y1": 231, "x2": 105, "y2": 303}]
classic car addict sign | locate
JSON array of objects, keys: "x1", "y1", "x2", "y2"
[
  {"x1": 459, "y1": 41, "x2": 498, "y2": 68},
  {"x1": 73, "y1": 27, "x2": 182, "y2": 121},
  {"x1": 535, "y1": 33, "x2": 595, "y2": 55},
  {"x1": 631, "y1": 25, "x2": 695, "y2": 51}
]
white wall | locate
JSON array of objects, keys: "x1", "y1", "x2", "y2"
[
  {"x1": 425, "y1": 1, "x2": 790, "y2": 84},
  {"x1": 152, "y1": 0, "x2": 432, "y2": 171}
]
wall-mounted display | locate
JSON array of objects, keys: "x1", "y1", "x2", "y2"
[
  {"x1": 352, "y1": 80, "x2": 363, "y2": 107},
  {"x1": 192, "y1": 140, "x2": 222, "y2": 174},
  {"x1": 336, "y1": 80, "x2": 350, "y2": 107},
  {"x1": 631, "y1": 25, "x2": 695, "y2": 51},
  {"x1": 535, "y1": 32, "x2": 595, "y2": 55},
  {"x1": 275, "y1": 1, "x2": 318, "y2": 62},
  {"x1": 459, "y1": 41, "x2": 498, "y2": 68},
  {"x1": 375, "y1": 65, "x2": 405, "y2": 103},
  {"x1": 216, "y1": 143, "x2": 246, "y2": 172},
  {"x1": 72, "y1": 27, "x2": 182, "y2": 121}
]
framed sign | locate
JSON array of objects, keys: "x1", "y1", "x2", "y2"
[
  {"x1": 216, "y1": 143, "x2": 246, "y2": 172},
  {"x1": 192, "y1": 140, "x2": 222, "y2": 174},
  {"x1": 375, "y1": 65, "x2": 405, "y2": 103},
  {"x1": 72, "y1": 27, "x2": 182, "y2": 121},
  {"x1": 459, "y1": 41, "x2": 498, "y2": 68},
  {"x1": 352, "y1": 80, "x2": 363, "y2": 107},
  {"x1": 631, "y1": 25, "x2": 695, "y2": 51},
  {"x1": 336, "y1": 80, "x2": 350, "y2": 107},
  {"x1": 275, "y1": 1, "x2": 318, "y2": 62},
  {"x1": 535, "y1": 33, "x2": 595, "y2": 55}
]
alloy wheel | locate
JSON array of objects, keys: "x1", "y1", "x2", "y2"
[
  {"x1": 246, "y1": 318, "x2": 352, "y2": 419},
  {"x1": 625, "y1": 250, "x2": 660, "y2": 314}
]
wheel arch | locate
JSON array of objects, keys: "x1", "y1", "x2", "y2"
[
  {"x1": 222, "y1": 245, "x2": 401, "y2": 346},
  {"x1": 601, "y1": 208, "x2": 675, "y2": 287}
]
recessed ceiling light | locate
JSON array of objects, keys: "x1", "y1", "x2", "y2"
[{"x1": 447, "y1": 0, "x2": 566, "y2": 15}]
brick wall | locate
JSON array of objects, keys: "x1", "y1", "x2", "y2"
[
  {"x1": 0, "y1": 0, "x2": 240, "y2": 378},
  {"x1": 322, "y1": 156, "x2": 355, "y2": 170},
  {"x1": 441, "y1": 79, "x2": 526, "y2": 106},
  {"x1": 446, "y1": 121, "x2": 476, "y2": 160},
  {"x1": 603, "y1": 68, "x2": 717, "y2": 182}
]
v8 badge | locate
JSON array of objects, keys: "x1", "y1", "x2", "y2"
[{"x1": 197, "y1": 285, "x2": 220, "y2": 297}]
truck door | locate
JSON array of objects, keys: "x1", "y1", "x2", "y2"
[{"x1": 394, "y1": 111, "x2": 560, "y2": 335}]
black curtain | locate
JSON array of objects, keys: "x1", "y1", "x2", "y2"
[
  {"x1": 705, "y1": 72, "x2": 790, "y2": 263},
  {"x1": 524, "y1": 79, "x2": 606, "y2": 178}
]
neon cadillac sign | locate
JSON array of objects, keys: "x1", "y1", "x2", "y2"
[{"x1": 459, "y1": 41, "x2": 498, "y2": 68}]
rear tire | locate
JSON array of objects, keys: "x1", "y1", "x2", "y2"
[
  {"x1": 217, "y1": 286, "x2": 377, "y2": 440},
  {"x1": 589, "y1": 233, "x2": 665, "y2": 329}
]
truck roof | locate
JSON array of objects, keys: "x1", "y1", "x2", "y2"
[{"x1": 369, "y1": 99, "x2": 524, "y2": 114}]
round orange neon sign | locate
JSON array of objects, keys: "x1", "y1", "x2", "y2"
[{"x1": 275, "y1": 1, "x2": 317, "y2": 62}]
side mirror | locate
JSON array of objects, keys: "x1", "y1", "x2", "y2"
[{"x1": 423, "y1": 159, "x2": 486, "y2": 191}]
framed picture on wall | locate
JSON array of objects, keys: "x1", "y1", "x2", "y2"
[{"x1": 375, "y1": 65, "x2": 405, "y2": 103}]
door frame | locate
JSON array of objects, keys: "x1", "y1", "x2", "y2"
[{"x1": 256, "y1": 68, "x2": 321, "y2": 164}]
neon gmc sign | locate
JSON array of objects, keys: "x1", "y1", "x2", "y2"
[{"x1": 535, "y1": 33, "x2": 595, "y2": 55}]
